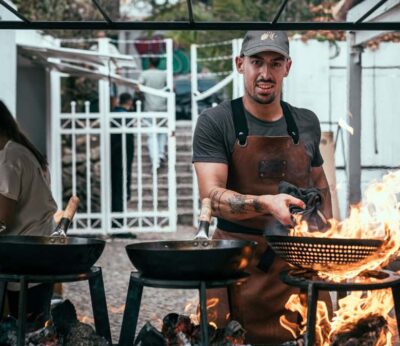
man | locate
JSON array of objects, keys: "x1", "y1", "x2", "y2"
[
  {"x1": 139, "y1": 57, "x2": 168, "y2": 169},
  {"x1": 193, "y1": 31, "x2": 332, "y2": 344},
  {"x1": 111, "y1": 93, "x2": 134, "y2": 221}
]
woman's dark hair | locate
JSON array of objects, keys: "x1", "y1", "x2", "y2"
[{"x1": 0, "y1": 100, "x2": 48, "y2": 170}]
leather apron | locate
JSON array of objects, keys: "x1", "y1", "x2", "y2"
[{"x1": 207, "y1": 98, "x2": 317, "y2": 344}]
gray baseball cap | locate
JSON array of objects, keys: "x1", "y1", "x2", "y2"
[{"x1": 240, "y1": 31, "x2": 290, "y2": 58}]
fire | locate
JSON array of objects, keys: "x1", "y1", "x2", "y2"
[
  {"x1": 280, "y1": 293, "x2": 331, "y2": 345},
  {"x1": 329, "y1": 290, "x2": 396, "y2": 346},
  {"x1": 78, "y1": 315, "x2": 94, "y2": 324},
  {"x1": 281, "y1": 170, "x2": 400, "y2": 345},
  {"x1": 44, "y1": 319, "x2": 52, "y2": 328},
  {"x1": 183, "y1": 297, "x2": 221, "y2": 326},
  {"x1": 290, "y1": 170, "x2": 400, "y2": 280},
  {"x1": 109, "y1": 304, "x2": 125, "y2": 314}
]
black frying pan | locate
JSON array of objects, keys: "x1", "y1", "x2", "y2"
[
  {"x1": 0, "y1": 197, "x2": 105, "y2": 275},
  {"x1": 126, "y1": 199, "x2": 257, "y2": 280}
]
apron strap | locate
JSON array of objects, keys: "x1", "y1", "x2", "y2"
[
  {"x1": 230, "y1": 98, "x2": 300, "y2": 145},
  {"x1": 231, "y1": 98, "x2": 249, "y2": 146},
  {"x1": 281, "y1": 101, "x2": 300, "y2": 144}
]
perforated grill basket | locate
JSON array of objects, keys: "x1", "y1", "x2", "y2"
[{"x1": 266, "y1": 235, "x2": 383, "y2": 270}]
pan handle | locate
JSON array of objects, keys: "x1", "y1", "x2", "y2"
[
  {"x1": 51, "y1": 196, "x2": 80, "y2": 237},
  {"x1": 194, "y1": 198, "x2": 212, "y2": 240}
]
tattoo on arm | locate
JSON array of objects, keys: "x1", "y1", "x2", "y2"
[
  {"x1": 227, "y1": 194, "x2": 247, "y2": 214},
  {"x1": 253, "y1": 197, "x2": 263, "y2": 213},
  {"x1": 208, "y1": 188, "x2": 265, "y2": 217}
]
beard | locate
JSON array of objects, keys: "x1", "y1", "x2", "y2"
[
  {"x1": 246, "y1": 86, "x2": 276, "y2": 105},
  {"x1": 251, "y1": 92, "x2": 276, "y2": 104}
]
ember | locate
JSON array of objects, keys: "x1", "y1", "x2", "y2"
[
  {"x1": 135, "y1": 313, "x2": 247, "y2": 346},
  {"x1": 0, "y1": 299, "x2": 110, "y2": 346},
  {"x1": 330, "y1": 315, "x2": 389, "y2": 346}
]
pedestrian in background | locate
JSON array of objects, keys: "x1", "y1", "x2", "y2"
[
  {"x1": 139, "y1": 57, "x2": 168, "y2": 170},
  {"x1": 111, "y1": 93, "x2": 134, "y2": 222}
]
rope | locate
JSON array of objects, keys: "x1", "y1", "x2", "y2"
[
  {"x1": 197, "y1": 71, "x2": 231, "y2": 77},
  {"x1": 110, "y1": 38, "x2": 167, "y2": 44},
  {"x1": 197, "y1": 55, "x2": 232, "y2": 62},
  {"x1": 196, "y1": 39, "x2": 233, "y2": 48}
]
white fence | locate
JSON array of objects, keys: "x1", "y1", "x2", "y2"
[{"x1": 50, "y1": 39, "x2": 177, "y2": 235}]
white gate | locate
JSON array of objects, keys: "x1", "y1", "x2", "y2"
[
  {"x1": 190, "y1": 38, "x2": 243, "y2": 225},
  {"x1": 50, "y1": 38, "x2": 176, "y2": 235}
]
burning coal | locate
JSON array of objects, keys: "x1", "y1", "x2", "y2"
[
  {"x1": 0, "y1": 299, "x2": 110, "y2": 346},
  {"x1": 135, "y1": 312, "x2": 247, "y2": 346}
]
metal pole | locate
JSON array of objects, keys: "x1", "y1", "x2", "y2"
[{"x1": 346, "y1": 32, "x2": 363, "y2": 210}]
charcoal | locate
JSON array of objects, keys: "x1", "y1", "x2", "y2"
[
  {"x1": 162, "y1": 312, "x2": 179, "y2": 338},
  {"x1": 25, "y1": 323, "x2": 58, "y2": 345},
  {"x1": 224, "y1": 320, "x2": 246, "y2": 339},
  {"x1": 63, "y1": 322, "x2": 110, "y2": 346},
  {"x1": 176, "y1": 331, "x2": 191, "y2": 346},
  {"x1": 0, "y1": 316, "x2": 18, "y2": 345},
  {"x1": 330, "y1": 315, "x2": 388, "y2": 346},
  {"x1": 51, "y1": 299, "x2": 78, "y2": 335},
  {"x1": 175, "y1": 315, "x2": 194, "y2": 336},
  {"x1": 134, "y1": 321, "x2": 166, "y2": 346},
  {"x1": 191, "y1": 323, "x2": 217, "y2": 345},
  {"x1": 282, "y1": 336, "x2": 305, "y2": 346}
]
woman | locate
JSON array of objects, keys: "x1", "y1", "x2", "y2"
[{"x1": 0, "y1": 100, "x2": 57, "y2": 328}]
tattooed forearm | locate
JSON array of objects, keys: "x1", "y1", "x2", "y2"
[
  {"x1": 208, "y1": 187, "x2": 268, "y2": 220},
  {"x1": 207, "y1": 188, "x2": 267, "y2": 219},
  {"x1": 227, "y1": 194, "x2": 247, "y2": 214},
  {"x1": 253, "y1": 197, "x2": 264, "y2": 213},
  {"x1": 208, "y1": 187, "x2": 227, "y2": 217}
]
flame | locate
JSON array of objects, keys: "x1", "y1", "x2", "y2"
[
  {"x1": 280, "y1": 294, "x2": 331, "y2": 345},
  {"x1": 44, "y1": 319, "x2": 52, "y2": 328},
  {"x1": 329, "y1": 290, "x2": 396, "y2": 346},
  {"x1": 290, "y1": 170, "x2": 400, "y2": 280},
  {"x1": 78, "y1": 315, "x2": 95, "y2": 324},
  {"x1": 109, "y1": 304, "x2": 125, "y2": 314},
  {"x1": 281, "y1": 170, "x2": 400, "y2": 345},
  {"x1": 183, "y1": 297, "x2": 221, "y2": 326},
  {"x1": 209, "y1": 321, "x2": 218, "y2": 329}
]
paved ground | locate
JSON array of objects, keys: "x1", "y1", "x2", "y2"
[{"x1": 63, "y1": 226, "x2": 201, "y2": 344}]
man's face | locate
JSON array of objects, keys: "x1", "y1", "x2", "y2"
[{"x1": 236, "y1": 51, "x2": 291, "y2": 105}]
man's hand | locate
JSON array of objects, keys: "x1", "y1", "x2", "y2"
[{"x1": 262, "y1": 194, "x2": 305, "y2": 226}]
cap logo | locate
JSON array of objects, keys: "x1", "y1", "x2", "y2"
[{"x1": 260, "y1": 32, "x2": 277, "y2": 41}]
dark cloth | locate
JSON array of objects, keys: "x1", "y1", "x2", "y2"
[
  {"x1": 192, "y1": 100, "x2": 323, "y2": 167},
  {"x1": 111, "y1": 107, "x2": 134, "y2": 215},
  {"x1": 278, "y1": 181, "x2": 328, "y2": 231},
  {"x1": 7, "y1": 283, "x2": 53, "y2": 329}
]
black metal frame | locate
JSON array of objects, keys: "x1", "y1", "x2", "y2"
[
  {"x1": 119, "y1": 271, "x2": 249, "y2": 346},
  {"x1": 0, "y1": 0, "x2": 398, "y2": 31},
  {"x1": 0, "y1": 267, "x2": 112, "y2": 346},
  {"x1": 281, "y1": 269, "x2": 400, "y2": 346}
]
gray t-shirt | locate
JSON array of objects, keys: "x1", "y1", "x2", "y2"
[
  {"x1": 139, "y1": 69, "x2": 167, "y2": 112},
  {"x1": 0, "y1": 141, "x2": 57, "y2": 236},
  {"x1": 193, "y1": 100, "x2": 323, "y2": 167}
]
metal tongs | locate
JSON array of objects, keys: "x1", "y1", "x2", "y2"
[{"x1": 51, "y1": 196, "x2": 80, "y2": 237}]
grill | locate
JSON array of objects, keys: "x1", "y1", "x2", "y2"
[
  {"x1": 266, "y1": 235, "x2": 383, "y2": 270},
  {"x1": 280, "y1": 269, "x2": 400, "y2": 346}
]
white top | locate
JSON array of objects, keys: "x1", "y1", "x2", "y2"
[
  {"x1": 0, "y1": 140, "x2": 57, "y2": 236},
  {"x1": 139, "y1": 68, "x2": 168, "y2": 112}
]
